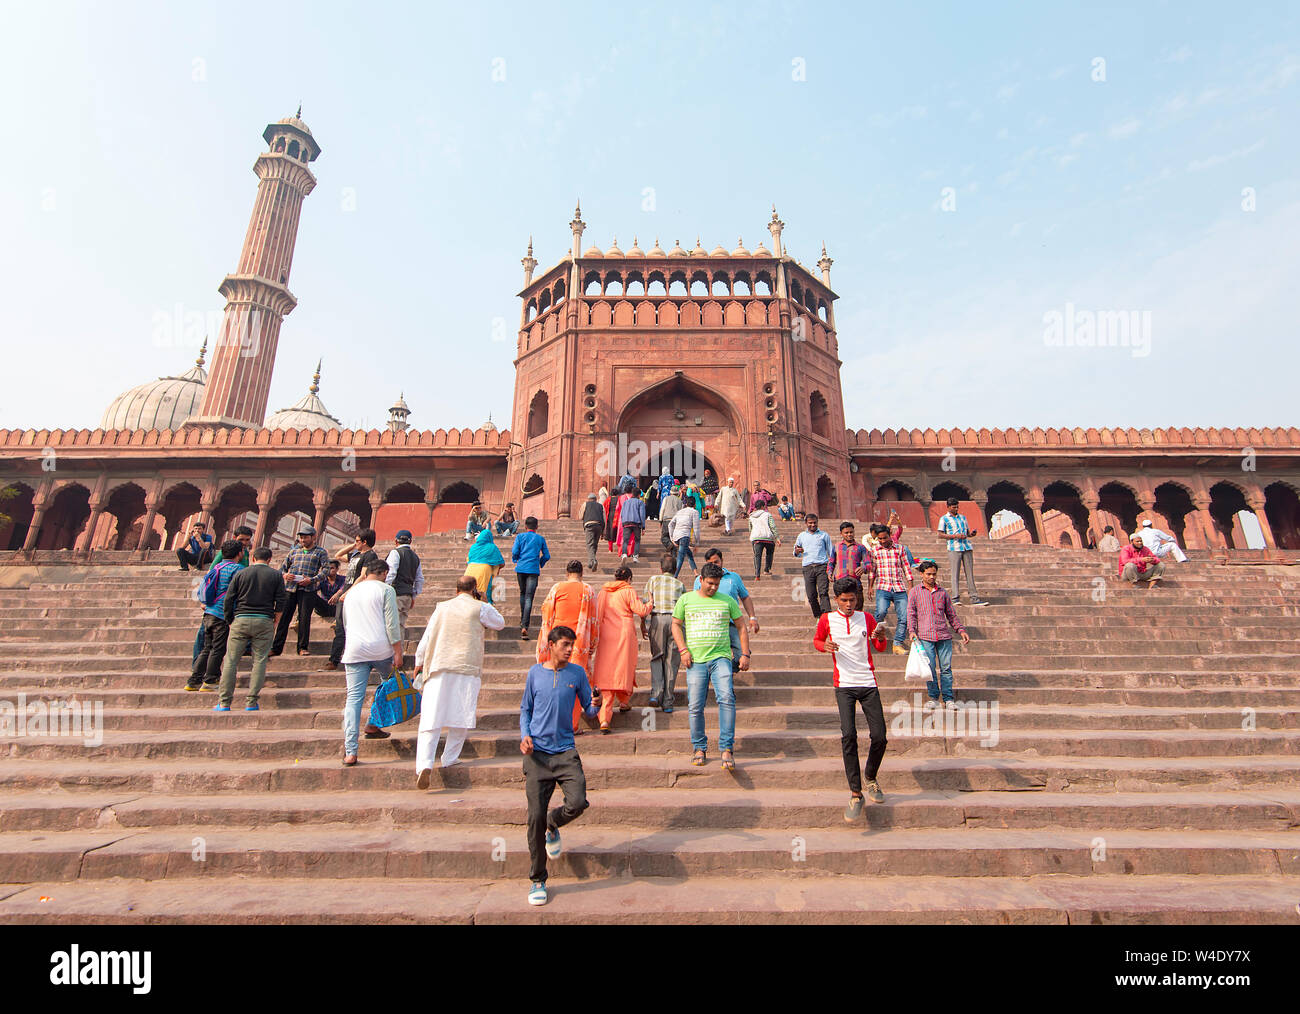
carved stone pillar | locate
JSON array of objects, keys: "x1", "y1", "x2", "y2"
[
  {"x1": 1026, "y1": 498, "x2": 1046, "y2": 545},
  {"x1": 312, "y1": 491, "x2": 328, "y2": 537},
  {"x1": 76, "y1": 499, "x2": 106, "y2": 554},
  {"x1": 1247, "y1": 497, "x2": 1276, "y2": 549},
  {"x1": 252, "y1": 500, "x2": 272, "y2": 549},
  {"x1": 21, "y1": 505, "x2": 47, "y2": 554},
  {"x1": 133, "y1": 498, "x2": 161, "y2": 560},
  {"x1": 1192, "y1": 497, "x2": 1224, "y2": 549}
]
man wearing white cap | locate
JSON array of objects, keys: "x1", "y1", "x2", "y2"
[
  {"x1": 717, "y1": 476, "x2": 745, "y2": 536},
  {"x1": 1139, "y1": 519, "x2": 1188, "y2": 563}
]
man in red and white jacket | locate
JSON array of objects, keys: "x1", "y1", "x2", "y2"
[{"x1": 814, "y1": 576, "x2": 891, "y2": 819}]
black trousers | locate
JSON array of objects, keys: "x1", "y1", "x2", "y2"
[
  {"x1": 802, "y1": 564, "x2": 831, "y2": 617},
  {"x1": 272, "y1": 587, "x2": 316, "y2": 654},
  {"x1": 752, "y1": 540, "x2": 774, "y2": 578},
  {"x1": 329, "y1": 603, "x2": 347, "y2": 665},
  {"x1": 517, "y1": 572, "x2": 539, "y2": 630},
  {"x1": 524, "y1": 748, "x2": 589, "y2": 883},
  {"x1": 177, "y1": 545, "x2": 214, "y2": 570},
  {"x1": 836, "y1": 685, "x2": 888, "y2": 792},
  {"x1": 189, "y1": 614, "x2": 230, "y2": 687}
]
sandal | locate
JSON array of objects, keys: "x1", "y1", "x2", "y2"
[
  {"x1": 721, "y1": 749, "x2": 735, "y2": 771},
  {"x1": 692, "y1": 749, "x2": 707, "y2": 766}
]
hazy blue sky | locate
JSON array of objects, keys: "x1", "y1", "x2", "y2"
[{"x1": 1, "y1": 1, "x2": 1296, "y2": 434}]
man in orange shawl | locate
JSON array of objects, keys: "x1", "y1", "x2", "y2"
[
  {"x1": 536, "y1": 560, "x2": 600, "y2": 733},
  {"x1": 591, "y1": 565, "x2": 651, "y2": 731}
]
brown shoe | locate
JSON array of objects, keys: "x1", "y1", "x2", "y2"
[
  {"x1": 891, "y1": 644, "x2": 907, "y2": 656},
  {"x1": 342, "y1": 754, "x2": 358, "y2": 767},
  {"x1": 416, "y1": 768, "x2": 431, "y2": 790}
]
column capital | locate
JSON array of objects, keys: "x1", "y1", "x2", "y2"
[
  {"x1": 1245, "y1": 494, "x2": 1265, "y2": 511},
  {"x1": 1193, "y1": 496, "x2": 1212, "y2": 511},
  {"x1": 1081, "y1": 495, "x2": 1100, "y2": 510},
  {"x1": 1026, "y1": 497, "x2": 1044, "y2": 511}
]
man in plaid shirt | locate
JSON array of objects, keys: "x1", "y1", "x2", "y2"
[
  {"x1": 827, "y1": 521, "x2": 870, "y2": 611},
  {"x1": 865, "y1": 524, "x2": 913, "y2": 654},
  {"x1": 273, "y1": 525, "x2": 331, "y2": 657},
  {"x1": 907, "y1": 558, "x2": 971, "y2": 710},
  {"x1": 938, "y1": 498, "x2": 987, "y2": 606}
]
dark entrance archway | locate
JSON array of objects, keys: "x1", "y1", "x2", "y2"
[{"x1": 1264, "y1": 482, "x2": 1300, "y2": 549}]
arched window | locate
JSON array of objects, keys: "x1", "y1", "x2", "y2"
[
  {"x1": 527, "y1": 390, "x2": 549, "y2": 440},
  {"x1": 287, "y1": 140, "x2": 300, "y2": 159},
  {"x1": 809, "y1": 391, "x2": 829, "y2": 438}
]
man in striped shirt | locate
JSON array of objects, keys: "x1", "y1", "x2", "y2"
[
  {"x1": 906, "y1": 559, "x2": 970, "y2": 711},
  {"x1": 827, "y1": 521, "x2": 869, "y2": 611},
  {"x1": 643, "y1": 554, "x2": 685, "y2": 711},
  {"x1": 938, "y1": 498, "x2": 988, "y2": 606},
  {"x1": 865, "y1": 526, "x2": 913, "y2": 654}
]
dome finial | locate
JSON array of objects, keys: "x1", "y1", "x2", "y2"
[
  {"x1": 310, "y1": 359, "x2": 321, "y2": 394},
  {"x1": 296, "y1": 102, "x2": 302, "y2": 119},
  {"x1": 196, "y1": 336, "x2": 208, "y2": 368}
]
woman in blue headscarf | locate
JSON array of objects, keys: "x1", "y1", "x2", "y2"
[
  {"x1": 657, "y1": 466, "x2": 675, "y2": 501},
  {"x1": 464, "y1": 528, "x2": 505, "y2": 604}
]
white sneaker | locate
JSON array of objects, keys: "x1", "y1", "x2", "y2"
[
  {"x1": 924, "y1": 699, "x2": 939, "y2": 711},
  {"x1": 632, "y1": 555, "x2": 639, "y2": 563},
  {"x1": 945, "y1": 700, "x2": 958, "y2": 711},
  {"x1": 528, "y1": 881, "x2": 548, "y2": 906},
  {"x1": 545, "y1": 828, "x2": 562, "y2": 858}
]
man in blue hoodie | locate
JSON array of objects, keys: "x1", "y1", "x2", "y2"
[
  {"x1": 511, "y1": 516, "x2": 551, "y2": 640},
  {"x1": 520, "y1": 625, "x2": 599, "y2": 906},
  {"x1": 186, "y1": 540, "x2": 245, "y2": 691}
]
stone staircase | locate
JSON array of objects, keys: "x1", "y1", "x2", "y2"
[{"x1": 1, "y1": 520, "x2": 1298, "y2": 923}]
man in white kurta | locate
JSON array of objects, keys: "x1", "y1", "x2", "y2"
[
  {"x1": 717, "y1": 477, "x2": 745, "y2": 535},
  {"x1": 413, "y1": 576, "x2": 506, "y2": 787},
  {"x1": 1139, "y1": 519, "x2": 1189, "y2": 563}
]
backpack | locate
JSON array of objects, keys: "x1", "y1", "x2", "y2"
[{"x1": 200, "y1": 561, "x2": 235, "y2": 607}]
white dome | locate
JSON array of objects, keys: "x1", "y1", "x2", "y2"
[
  {"x1": 101, "y1": 349, "x2": 207, "y2": 431},
  {"x1": 266, "y1": 362, "x2": 342, "y2": 431}
]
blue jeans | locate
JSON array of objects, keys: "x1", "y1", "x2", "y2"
[
  {"x1": 495, "y1": 521, "x2": 518, "y2": 536},
  {"x1": 342, "y1": 658, "x2": 392, "y2": 756},
  {"x1": 687, "y1": 656, "x2": 735, "y2": 752},
  {"x1": 675, "y1": 537, "x2": 697, "y2": 578},
  {"x1": 873, "y1": 589, "x2": 909, "y2": 645},
  {"x1": 918, "y1": 638, "x2": 955, "y2": 702}
]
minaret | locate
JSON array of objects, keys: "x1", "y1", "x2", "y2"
[
  {"x1": 768, "y1": 205, "x2": 785, "y2": 257},
  {"x1": 521, "y1": 236, "x2": 537, "y2": 287},
  {"x1": 570, "y1": 201, "x2": 585, "y2": 258},
  {"x1": 387, "y1": 392, "x2": 411, "y2": 434},
  {"x1": 187, "y1": 111, "x2": 321, "y2": 429},
  {"x1": 817, "y1": 242, "x2": 833, "y2": 285}
]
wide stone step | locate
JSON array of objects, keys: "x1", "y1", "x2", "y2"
[
  {"x1": 3, "y1": 825, "x2": 1297, "y2": 882},
  {"x1": 3, "y1": 788, "x2": 1296, "y2": 833},
  {"x1": 0, "y1": 702, "x2": 1290, "y2": 734},
  {"x1": 4, "y1": 683, "x2": 1297, "y2": 709},
  {"x1": 2, "y1": 872, "x2": 1295, "y2": 924},
  {"x1": 5, "y1": 753, "x2": 1299, "y2": 793}
]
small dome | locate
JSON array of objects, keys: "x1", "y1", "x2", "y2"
[
  {"x1": 605, "y1": 236, "x2": 624, "y2": 257},
  {"x1": 753, "y1": 240, "x2": 772, "y2": 256},
  {"x1": 582, "y1": 243, "x2": 603, "y2": 257},
  {"x1": 690, "y1": 237, "x2": 707, "y2": 257},
  {"x1": 648, "y1": 237, "x2": 666, "y2": 257},
  {"x1": 710, "y1": 243, "x2": 729, "y2": 257},
  {"x1": 266, "y1": 362, "x2": 342, "y2": 431},
  {"x1": 626, "y1": 236, "x2": 645, "y2": 258},
  {"x1": 483, "y1": 414, "x2": 498, "y2": 433},
  {"x1": 732, "y1": 237, "x2": 751, "y2": 257},
  {"x1": 101, "y1": 343, "x2": 208, "y2": 431},
  {"x1": 668, "y1": 239, "x2": 687, "y2": 257}
]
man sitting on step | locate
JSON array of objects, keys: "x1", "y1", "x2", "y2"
[{"x1": 1118, "y1": 532, "x2": 1166, "y2": 589}]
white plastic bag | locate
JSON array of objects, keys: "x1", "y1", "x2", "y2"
[{"x1": 904, "y1": 641, "x2": 932, "y2": 681}]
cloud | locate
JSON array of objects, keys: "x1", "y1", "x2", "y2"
[
  {"x1": 1068, "y1": 132, "x2": 1088, "y2": 148},
  {"x1": 996, "y1": 83, "x2": 1019, "y2": 101},
  {"x1": 1056, "y1": 152, "x2": 1078, "y2": 168},
  {"x1": 1187, "y1": 139, "x2": 1265, "y2": 172},
  {"x1": 867, "y1": 105, "x2": 928, "y2": 128},
  {"x1": 1048, "y1": 65, "x2": 1070, "y2": 80},
  {"x1": 1108, "y1": 118, "x2": 1141, "y2": 139},
  {"x1": 1165, "y1": 45, "x2": 1192, "y2": 63},
  {"x1": 996, "y1": 127, "x2": 1009, "y2": 140}
]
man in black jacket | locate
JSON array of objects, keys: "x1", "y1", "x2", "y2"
[
  {"x1": 581, "y1": 493, "x2": 605, "y2": 573},
  {"x1": 215, "y1": 546, "x2": 288, "y2": 713}
]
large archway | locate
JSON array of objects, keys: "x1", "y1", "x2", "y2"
[
  {"x1": 613, "y1": 375, "x2": 742, "y2": 490},
  {"x1": 0, "y1": 482, "x2": 36, "y2": 551},
  {"x1": 1264, "y1": 482, "x2": 1300, "y2": 549}
]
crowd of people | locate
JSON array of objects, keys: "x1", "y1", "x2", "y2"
[{"x1": 175, "y1": 475, "x2": 1192, "y2": 906}]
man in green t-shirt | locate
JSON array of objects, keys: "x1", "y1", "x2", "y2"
[{"x1": 672, "y1": 562, "x2": 751, "y2": 772}]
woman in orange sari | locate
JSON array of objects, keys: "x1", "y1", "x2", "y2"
[
  {"x1": 591, "y1": 565, "x2": 651, "y2": 732},
  {"x1": 536, "y1": 560, "x2": 600, "y2": 733}
]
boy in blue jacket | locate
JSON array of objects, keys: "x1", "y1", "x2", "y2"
[{"x1": 520, "y1": 625, "x2": 598, "y2": 906}]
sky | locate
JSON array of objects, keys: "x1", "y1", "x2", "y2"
[{"x1": 1, "y1": 0, "x2": 1297, "y2": 434}]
